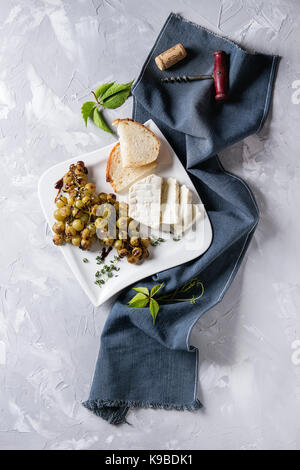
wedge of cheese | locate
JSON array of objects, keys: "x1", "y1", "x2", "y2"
[
  {"x1": 180, "y1": 184, "x2": 193, "y2": 231},
  {"x1": 161, "y1": 177, "x2": 180, "y2": 225},
  {"x1": 128, "y1": 174, "x2": 162, "y2": 229},
  {"x1": 173, "y1": 184, "x2": 197, "y2": 236}
]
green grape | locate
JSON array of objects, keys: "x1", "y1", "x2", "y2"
[
  {"x1": 130, "y1": 236, "x2": 140, "y2": 247},
  {"x1": 75, "y1": 200, "x2": 84, "y2": 209},
  {"x1": 65, "y1": 224, "x2": 77, "y2": 237},
  {"x1": 72, "y1": 236, "x2": 81, "y2": 246},
  {"x1": 127, "y1": 255, "x2": 139, "y2": 264},
  {"x1": 52, "y1": 221, "x2": 65, "y2": 234},
  {"x1": 53, "y1": 234, "x2": 65, "y2": 245},
  {"x1": 132, "y1": 247, "x2": 142, "y2": 258},
  {"x1": 82, "y1": 195, "x2": 91, "y2": 206},
  {"x1": 80, "y1": 213, "x2": 89, "y2": 224},
  {"x1": 54, "y1": 209, "x2": 65, "y2": 221},
  {"x1": 72, "y1": 208, "x2": 79, "y2": 217},
  {"x1": 116, "y1": 217, "x2": 129, "y2": 229},
  {"x1": 72, "y1": 219, "x2": 84, "y2": 232},
  {"x1": 114, "y1": 239, "x2": 123, "y2": 250},
  {"x1": 118, "y1": 248, "x2": 129, "y2": 258},
  {"x1": 56, "y1": 199, "x2": 65, "y2": 208},
  {"x1": 81, "y1": 238, "x2": 91, "y2": 250},
  {"x1": 68, "y1": 196, "x2": 75, "y2": 206},
  {"x1": 59, "y1": 206, "x2": 71, "y2": 218},
  {"x1": 81, "y1": 228, "x2": 91, "y2": 240},
  {"x1": 128, "y1": 220, "x2": 140, "y2": 235},
  {"x1": 85, "y1": 183, "x2": 96, "y2": 194},
  {"x1": 95, "y1": 218, "x2": 107, "y2": 230}
]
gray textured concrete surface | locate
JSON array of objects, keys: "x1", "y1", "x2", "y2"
[{"x1": 0, "y1": 0, "x2": 300, "y2": 450}]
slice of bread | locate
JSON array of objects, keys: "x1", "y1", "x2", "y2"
[
  {"x1": 106, "y1": 142, "x2": 157, "y2": 193},
  {"x1": 112, "y1": 118, "x2": 160, "y2": 168}
]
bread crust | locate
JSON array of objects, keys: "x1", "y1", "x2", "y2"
[
  {"x1": 106, "y1": 142, "x2": 120, "y2": 188},
  {"x1": 112, "y1": 118, "x2": 161, "y2": 150},
  {"x1": 106, "y1": 140, "x2": 158, "y2": 192}
]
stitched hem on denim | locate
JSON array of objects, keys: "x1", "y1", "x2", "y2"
[{"x1": 82, "y1": 399, "x2": 203, "y2": 425}]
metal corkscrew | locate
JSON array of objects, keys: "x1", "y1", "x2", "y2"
[{"x1": 161, "y1": 51, "x2": 229, "y2": 102}]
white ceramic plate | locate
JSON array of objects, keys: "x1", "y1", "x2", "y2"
[{"x1": 38, "y1": 120, "x2": 213, "y2": 306}]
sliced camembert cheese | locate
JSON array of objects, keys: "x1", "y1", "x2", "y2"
[
  {"x1": 181, "y1": 184, "x2": 193, "y2": 230},
  {"x1": 173, "y1": 184, "x2": 193, "y2": 235},
  {"x1": 161, "y1": 177, "x2": 180, "y2": 225},
  {"x1": 128, "y1": 174, "x2": 162, "y2": 229}
]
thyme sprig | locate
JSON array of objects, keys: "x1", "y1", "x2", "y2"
[
  {"x1": 150, "y1": 236, "x2": 166, "y2": 246},
  {"x1": 95, "y1": 255, "x2": 121, "y2": 287}
]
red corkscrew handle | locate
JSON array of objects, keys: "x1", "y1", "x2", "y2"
[{"x1": 213, "y1": 51, "x2": 228, "y2": 102}]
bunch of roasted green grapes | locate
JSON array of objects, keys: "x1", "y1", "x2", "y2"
[{"x1": 52, "y1": 161, "x2": 151, "y2": 264}]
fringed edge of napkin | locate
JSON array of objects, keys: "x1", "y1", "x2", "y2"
[{"x1": 82, "y1": 399, "x2": 203, "y2": 425}]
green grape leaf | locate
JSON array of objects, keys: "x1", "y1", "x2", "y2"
[
  {"x1": 94, "y1": 82, "x2": 115, "y2": 99},
  {"x1": 150, "y1": 282, "x2": 164, "y2": 298},
  {"x1": 81, "y1": 101, "x2": 96, "y2": 127},
  {"x1": 102, "y1": 89, "x2": 132, "y2": 109},
  {"x1": 133, "y1": 287, "x2": 149, "y2": 296},
  {"x1": 149, "y1": 298, "x2": 160, "y2": 325},
  {"x1": 128, "y1": 293, "x2": 149, "y2": 308},
  {"x1": 100, "y1": 80, "x2": 134, "y2": 102},
  {"x1": 92, "y1": 107, "x2": 113, "y2": 134}
]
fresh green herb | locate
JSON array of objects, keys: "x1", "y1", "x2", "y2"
[
  {"x1": 92, "y1": 107, "x2": 112, "y2": 134},
  {"x1": 94, "y1": 255, "x2": 121, "y2": 287},
  {"x1": 82, "y1": 258, "x2": 89, "y2": 263},
  {"x1": 127, "y1": 278, "x2": 205, "y2": 325},
  {"x1": 81, "y1": 102, "x2": 96, "y2": 127},
  {"x1": 128, "y1": 292, "x2": 150, "y2": 308},
  {"x1": 149, "y1": 298, "x2": 159, "y2": 324},
  {"x1": 173, "y1": 236, "x2": 181, "y2": 242},
  {"x1": 150, "y1": 236, "x2": 166, "y2": 246},
  {"x1": 128, "y1": 282, "x2": 164, "y2": 324},
  {"x1": 81, "y1": 81, "x2": 134, "y2": 133}
]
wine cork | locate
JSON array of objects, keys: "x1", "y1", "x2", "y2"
[{"x1": 155, "y1": 43, "x2": 187, "y2": 71}]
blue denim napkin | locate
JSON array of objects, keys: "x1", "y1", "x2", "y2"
[{"x1": 83, "y1": 13, "x2": 278, "y2": 425}]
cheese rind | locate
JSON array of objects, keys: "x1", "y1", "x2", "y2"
[{"x1": 129, "y1": 174, "x2": 162, "y2": 229}]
